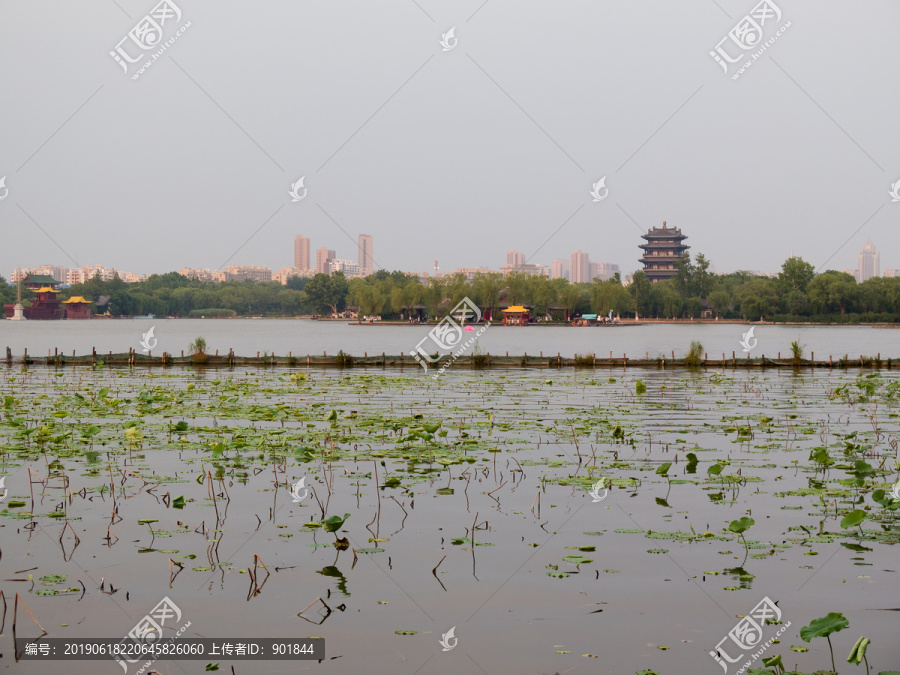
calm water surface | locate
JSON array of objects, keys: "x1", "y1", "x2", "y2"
[
  {"x1": 1, "y1": 366, "x2": 898, "y2": 674},
  {"x1": 1, "y1": 319, "x2": 898, "y2": 359}
]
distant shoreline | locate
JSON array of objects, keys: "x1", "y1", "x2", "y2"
[{"x1": 12, "y1": 316, "x2": 898, "y2": 327}]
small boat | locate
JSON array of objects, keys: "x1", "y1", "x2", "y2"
[
  {"x1": 572, "y1": 314, "x2": 598, "y2": 326},
  {"x1": 134, "y1": 314, "x2": 155, "y2": 319}
]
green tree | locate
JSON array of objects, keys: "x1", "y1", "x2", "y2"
[
  {"x1": 778, "y1": 256, "x2": 815, "y2": 293},
  {"x1": 708, "y1": 290, "x2": 731, "y2": 316},
  {"x1": 301, "y1": 274, "x2": 333, "y2": 314},
  {"x1": 807, "y1": 271, "x2": 857, "y2": 315},
  {"x1": 285, "y1": 276, "x2": 309, "y2": 292},
  {"x1": 672, "y1": 253, "x2": 695, "y2": 296},
  {"x1": 694, "y1": 253, "x2": 711, "y2": 299},
  {"x1": 629, "y1": 270, "x2": 651, "y2": 318},
  {"x1": 424, "y1": 277, "x2": 445, "y2": 318},
  {"x1": 472, "y1": 273, "x2": 503, "y2": 319},
  {"x1": 784, "y1": 289, "x2": 810, "y2": 315}
]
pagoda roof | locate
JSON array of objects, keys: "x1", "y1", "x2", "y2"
[
  {"x1": 62, "y1": 296, "x2": 91, "y2": 304},
  {"x1": 502, "y1": 305, "x2": 529, "y2": 313},
  {"x1": 642, "y1": 230, "x2": 686, "y2": 239},
  {"x1": 641, "y1": 223, "x2": 687, "y2": 239},
  {"x1": 24, "y1": 274, "x2": 59, "y2": 285},
  {"x1": 35, "y1": 286, "x2": 61, "y2": 293},
  {"x1": 638, "y1": 244, "x2": 690, "y2": 249}
]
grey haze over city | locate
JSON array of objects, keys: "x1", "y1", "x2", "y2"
[{"x1": 1, "y1": 0, "x2": 898, "y2": 279}]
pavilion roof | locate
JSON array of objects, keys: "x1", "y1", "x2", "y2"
[
  {"x1": 24, "y1": 274, "x2": 59, "y2": 285},
  {"x1": 62, "y1": 296, "x2": 91, "y2": 304}
]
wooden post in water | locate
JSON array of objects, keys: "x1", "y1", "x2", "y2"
[
  {"x1": 6, "y1": 347, "x2": 11, "y2": 364},
  {"x1": 732, "y1": 351, "x2": 735, "y2": 367}
]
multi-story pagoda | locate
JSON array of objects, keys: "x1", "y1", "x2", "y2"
[
  {"x1": 4, "y1": 274, "x2": 66, "y2": 319},
  {"x1": 638, "y1": 221, "x2": 690, "y2": 283}
]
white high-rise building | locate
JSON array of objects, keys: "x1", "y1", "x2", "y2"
[
  {"x1": 294, "y1": 236, "x2": 311, "y2": 271},
  {"x1": 569, "y1": 250, "x2": 591, "y2": 284},
  {"x1": 358, "y1": 234, "x2": 374, "y2": 277},
  {"x1": 506, "y1": 249, "x2": 525, "y2": 267},
  {"x1": 551, "y1": 259, "x2": 569, "y2": 280},
  {"x1": 329, "y1": 259, "x2": 360, "y2": 276},
  {"x1": 316, "y1": 248, "x2": 336, "y2": 275},
  {"x1": 858, "y1": 240, "x2": 880, "y2": 282},
  {"x1": 590, "y1": 262, "x2": 620, "y2": 281}
]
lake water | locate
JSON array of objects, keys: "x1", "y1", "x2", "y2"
[
  {"x1": 2, "y1": 366, "x2": 899, "y2": 674},
  {"x1": 1, "y1": 319, "x2": 898, "y2": 359}
]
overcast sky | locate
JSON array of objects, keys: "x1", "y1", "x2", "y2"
[{"x1": 1, "y1": 0, "x2": 898, "y2": 279}]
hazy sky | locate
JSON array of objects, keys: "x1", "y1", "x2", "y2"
[{"x1": 1, "y1": 0, "x2": 898, "y2": 279}]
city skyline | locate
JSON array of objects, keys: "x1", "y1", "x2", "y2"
[{"x1": 9, "y1": 236, "x2": 894, "y2": 287}]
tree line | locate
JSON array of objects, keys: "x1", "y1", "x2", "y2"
[{"x1": 2, "y1": 254, "x2": 899, "y2": 322}]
